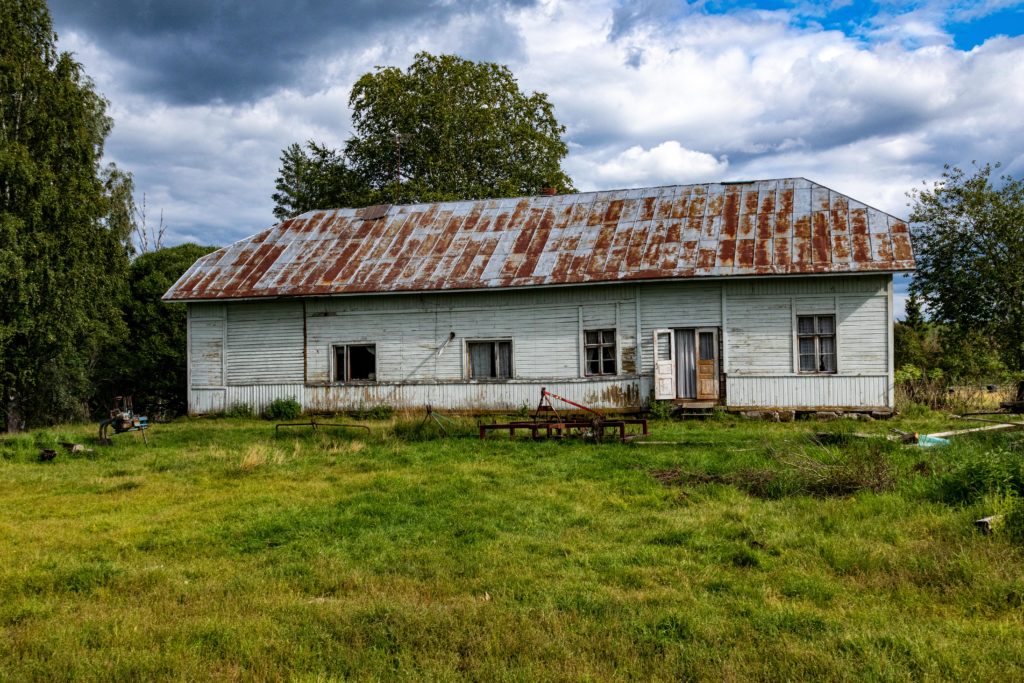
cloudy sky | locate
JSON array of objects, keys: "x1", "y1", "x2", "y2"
[{"x1": 50, "y1": 0, "x2": 1024, "y2": 312}]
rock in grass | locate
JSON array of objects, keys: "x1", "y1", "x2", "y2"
[{"x1": 975, "y1": 515, "x2": 1004, "y2": 534}]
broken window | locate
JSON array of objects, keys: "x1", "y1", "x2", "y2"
[
  {"x1": 467, "y1": 340, "x2": 512, "y2": 379},
  {"x1": 584, "y1": 329, "x2": 617, "y2": 376},
  {"x1": 333, "y1": 344, "x2": 377, "y2": 382},
  {"x1": 797, "y1": 315, "x2": 837, "y2": 374}
]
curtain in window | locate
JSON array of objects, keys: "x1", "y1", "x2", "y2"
[
  {"x1": 675, "y1": 329, "x2": 696, "y2": 399},
  {"x1": 819, "y1": 336, "x2": 837, "y2": 372},
  {"x1": 469, "y1": 343, "x2": 492, "y2": 378},
  {"x1": 799, "y1": 337, "x2": 817, "y2": 372},
  {"x1": 496, "y1": 341, "x2": 512, "y2": 378}
]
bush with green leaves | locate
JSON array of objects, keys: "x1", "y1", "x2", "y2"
[
  {"x1": 648, "y1": 399, "x2": 675, "y2": 420},
  {"x1": 224, "y1": 403, "x2": 255, "y2": 418},
  {"x1": 262, "y1": 398, "x2": 302, "y2": 421}
]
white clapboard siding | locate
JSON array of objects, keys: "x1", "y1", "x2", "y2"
[
  {"x1": 638, "y1": 282, "x2": 722, "y2": 373},
  {"x1": 837, "y1": 294, "x2": 888, "y2": 374},
  {"x1": 727, "y1": 375, "x2": 889, "y2": 409},
  {"x1": 187, "y1": 273, "x2": 894, "y2": 413},
  {"x1": 305, "y1": 288, "x2": 634, "y2": 383},
  {"x1": 189, "y1": 388, "x2": 226, "y2": 413},
  {"x1": 202, "y1": 379, "x2": 640, "y2": 413},
  {"x1": 724, "y1": 275, "x2": 886, "y2": 297},
  {"x1": 189, "y1": 316, "x2": 224, "y2": 387},
  {"x1": 725, "y1": 296, "x2": 793, "y2": 374},
  {"x1": 190, "y1": 303, "x2": 226, "y2": 319},
  {"x1": 302, "y1": 378, "x2": 641, "y2": 412},
  {"x1": 305, "y1": 283, "x2": 638, "y2": 315},
  {"x1": 226, "y1": 302, "x2": 304, "y2": 385}
]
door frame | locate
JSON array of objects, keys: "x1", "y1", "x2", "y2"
[
  {"x1": 653, "y1": 327, "x2": 722, "y2": 402},
  {"x1": 694, "y1": 327, "x2": 720, "y2": 400}
]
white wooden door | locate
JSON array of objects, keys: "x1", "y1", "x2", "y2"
[{"x1": 653, "y1": 329, "x2": 676, "y2": 400}]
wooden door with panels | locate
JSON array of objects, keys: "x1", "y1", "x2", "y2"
[{"x1": 695, "y1": 327, "x2": 719, "y2": 400}]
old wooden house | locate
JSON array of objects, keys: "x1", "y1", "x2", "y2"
[{"x1": 163, "y1": 178, "x2": 915, "y2": 415}]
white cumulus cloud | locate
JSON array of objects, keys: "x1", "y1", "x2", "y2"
[{"x1": 582, "y1": 141, "x2": 729, "y2": 188}]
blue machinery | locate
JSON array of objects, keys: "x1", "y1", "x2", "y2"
[{"x1": 99, "y1": 396, "x2": 149, "y2": 445}]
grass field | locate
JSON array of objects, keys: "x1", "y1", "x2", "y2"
[{"x1": 1, "y1": 411, "x2": 1023, "y2": 681}]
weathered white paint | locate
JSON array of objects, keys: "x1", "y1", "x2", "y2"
[
  {"x1": 725, "y1": 296, "x2": 792, "y2": 374},
  {"x1": 639, "y1": 282, "x2": 721, "y2": 374},
  {"x1": 190, "y1": 388, "x2": 226, "y2": 413},
  {"x1": 653, "y1": 330, "x2": 675, "y2": 399},
  {"x1": 226, "y1": 302, "x2": 304, "y2": 385},
  {"x1": 727, "y1": 375, "x2": 890, "y2": 409},
  {"x1": 188, "y1": 316, "x2": 225, "y2": 387},
  {"x1": 191, "y1": 378, "x2": 641, "y2": 414},
  {"x1": 185, "y1": 274, "x2": 894, "y2": 413}
]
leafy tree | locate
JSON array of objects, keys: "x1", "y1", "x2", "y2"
[
  {"x1": 272, "y1": 142, "x2": 368, "y2": 221},
  {"x1": 0, "y1": 0, "x2": 134, "y2": 430},
  {"x1": 273, "y1": 52, "x2": 574, "y2": 218},
  {"x1": 94, "y1": 244, "x2": 218, "y2": 417},
  {"x1": 909, "y1": 163, "x2": 1024, "y2": 373},
  {"x1": 903, "y1": 291, "x2": 925, "y2": 329}
]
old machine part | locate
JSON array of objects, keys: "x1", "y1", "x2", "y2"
[
  {"x1": 479, "y1": 387, "x2": 648, "y2": 443},
  {"x1": 420, "y1": 404, "x2": 457, "y2": 436},
  {"x1": 274, "y1": 415, "x2": 371, "y2": 435},
  {"x1": 99, "y1": 396, "x2": 150, "y2": 445},
  {"x1": 956, "y1": 381, "x2": 1024, "y2": 418}
]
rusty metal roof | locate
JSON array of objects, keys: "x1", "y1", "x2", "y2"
[{"x1": 163, "y1": 178, "x2": 914, "y2": 302}]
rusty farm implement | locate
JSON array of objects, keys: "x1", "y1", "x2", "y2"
[{"x1": 479, "y1": 387, "x2": 648, "y2": 443}]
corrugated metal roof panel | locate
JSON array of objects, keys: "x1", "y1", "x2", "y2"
[{"x1": 163, "y1": 178, "x2": 914, "y2": 301}]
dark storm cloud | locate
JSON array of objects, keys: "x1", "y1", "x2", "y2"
[{"x1": 49, "y1": 0, "x2": 537, "y2": 104}]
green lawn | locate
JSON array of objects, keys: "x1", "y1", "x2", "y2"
[{"x1": 1, "y1": 413, "x2": 1022, "y2": 681}]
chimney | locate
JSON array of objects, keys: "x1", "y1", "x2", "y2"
[{"x1": 540, "y1": 187, "x2": 557, "y2": 196}]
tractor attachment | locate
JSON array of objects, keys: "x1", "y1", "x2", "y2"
[
  {"x1": 479, "y1": 387, "x2": 648, "y2": 443},
  {"x1": 99, "y1": 396, "x2": 150, "y2": 445},
  {"x1": 274, "y1": 415, "x2": 371, "y2": 435}
]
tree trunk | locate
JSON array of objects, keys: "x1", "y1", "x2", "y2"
[{"x1": 1016, "y1": 380, "x2": 1024, "y2": 403}]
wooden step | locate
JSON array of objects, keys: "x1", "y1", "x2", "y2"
[{"x1": 672, "y1": 400, "x2": 718, "y2": 409}]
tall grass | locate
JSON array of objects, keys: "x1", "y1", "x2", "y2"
[{"x1": 0, "y1": 415, "x2": 1022, "y2": 680}]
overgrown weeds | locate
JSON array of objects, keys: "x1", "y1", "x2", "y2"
[
  {"x1": 2, "y1": 417, "x2": 1023, "y2": 679},
  {"x1": 653, "y1": 438, "x2": 897, "y2": 499},
  {"x1": 389, "y1": 415, "x2": 480, "y2": 441},
  {"x1": 928, "y1": 446, "x2": 1024, "y2": 506},
  {"x1": 263, "y1": 397, "x2": 302, "y2": 421},
  {"x1": 894, "y1": 374, "x2": 1014, "y2": 414},
  {"x1": 224, "y1": 402, "x2": 255, "y2": 418},
  {"x1": 348, "y1": 404, "x2": 395, "y2": 420}
]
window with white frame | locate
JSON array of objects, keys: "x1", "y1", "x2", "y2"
[
  {"x1": 467, "y1": 340, "x2": 512, "y2": 379},
  {"x1": 333, "y1": 344, "x2": 377, "y2": 381},
  {"x1": 797, "y1": 315, "x2": 836, "y2": 374},
  {"x1": 584, "y1": 329, "x2": 617, "y2": 375}
]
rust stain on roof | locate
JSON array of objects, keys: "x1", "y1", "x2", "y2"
[{"x1": 164, "y1": 178, "x2": 915, "y2": 301}]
